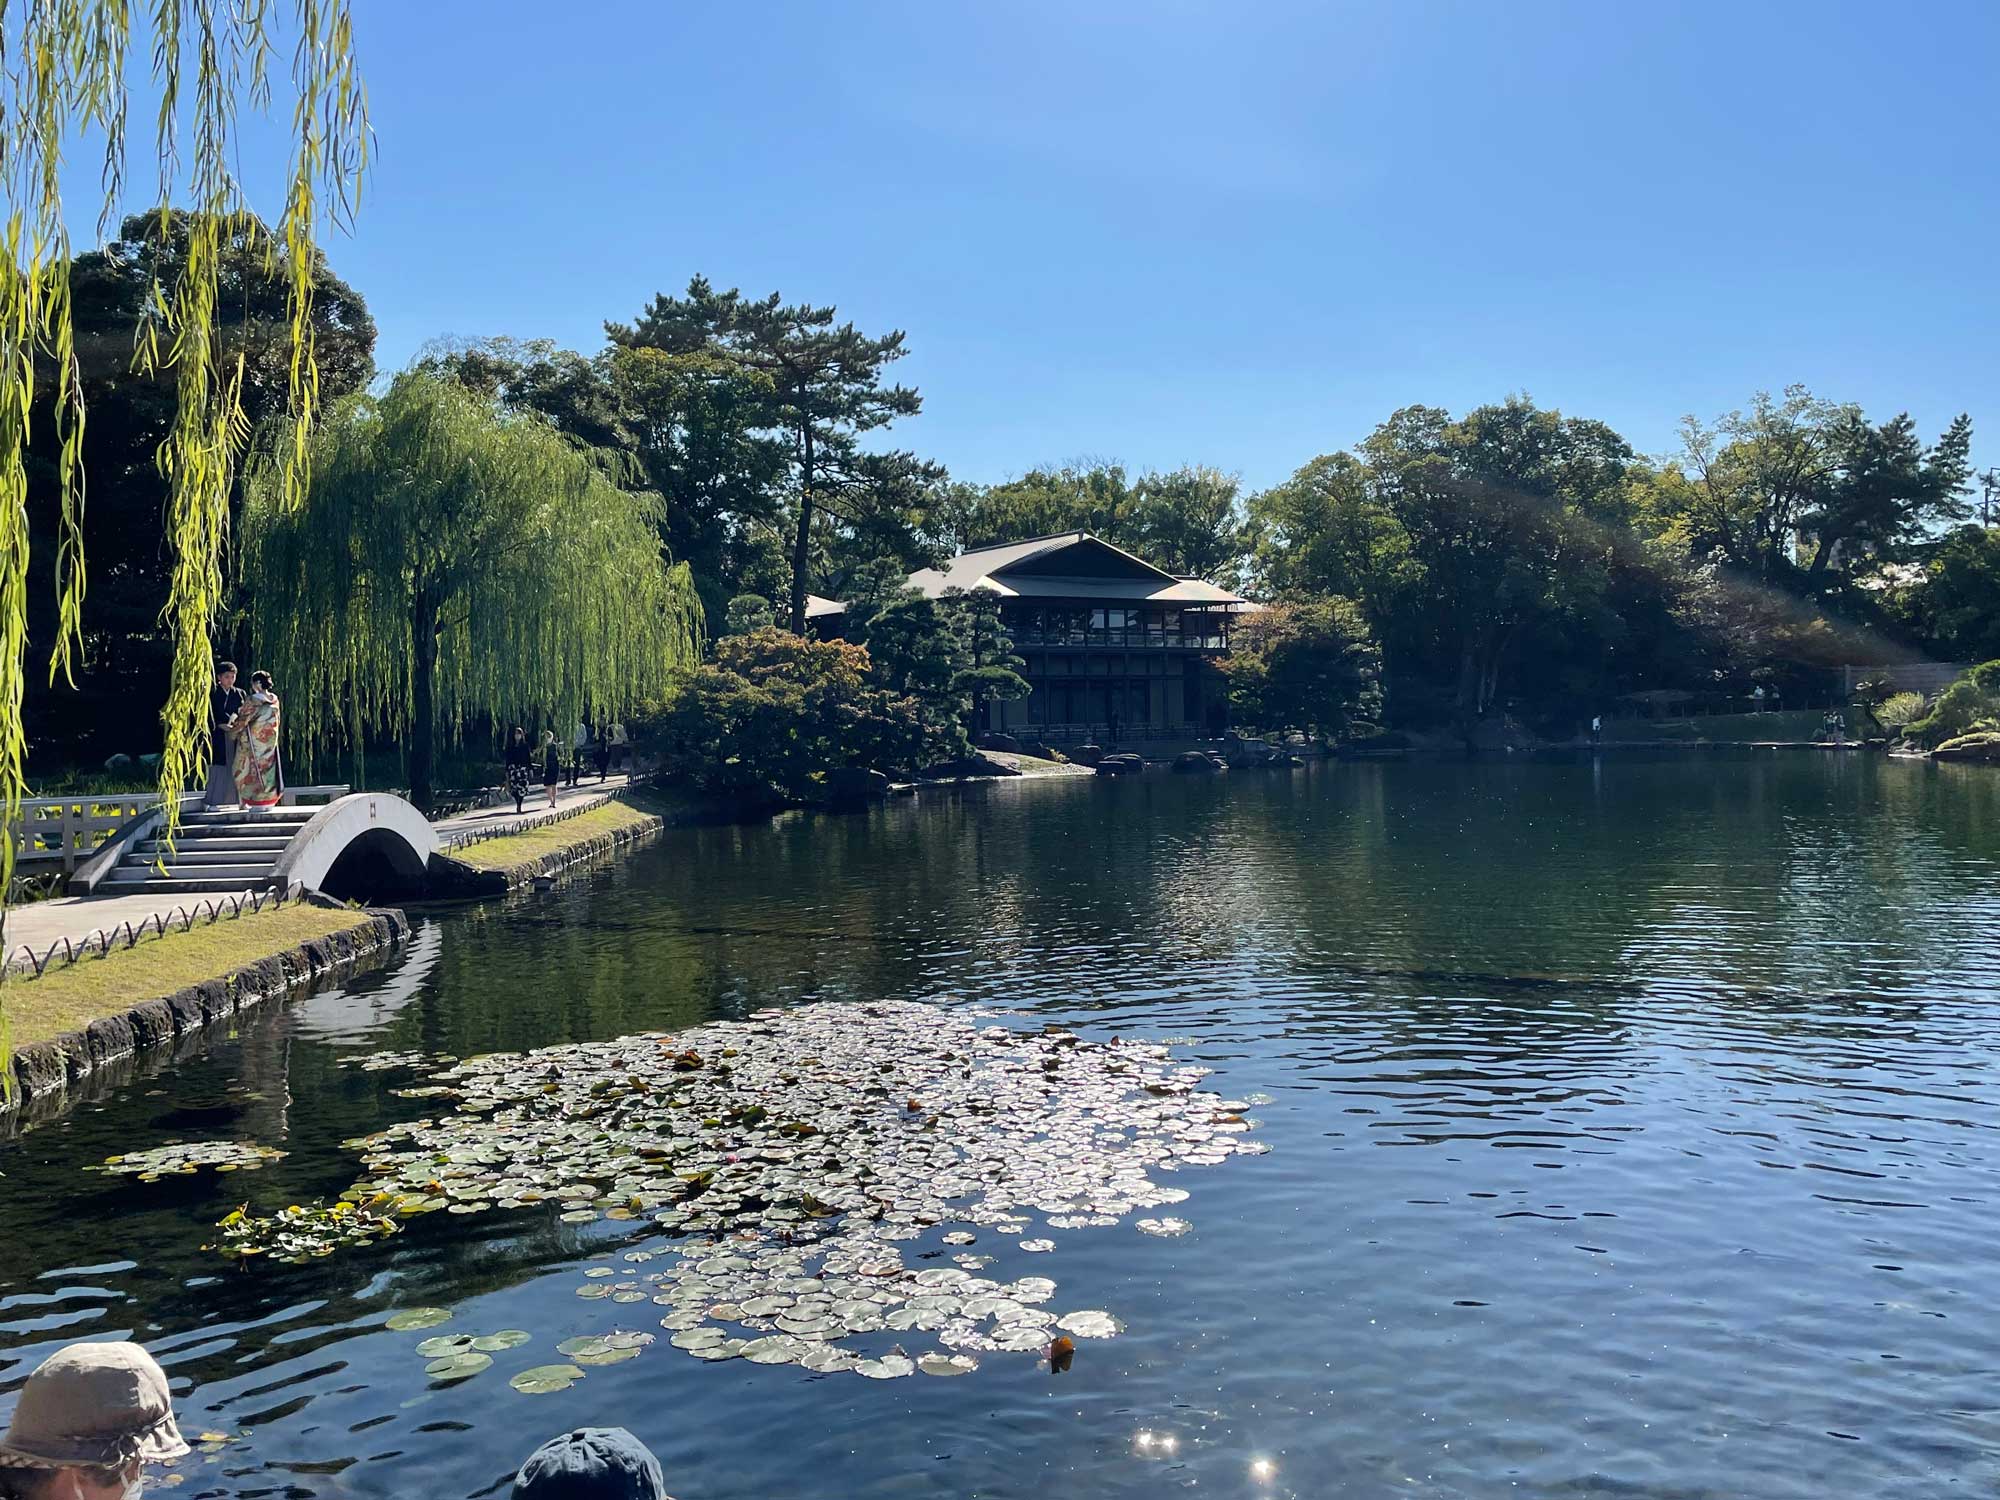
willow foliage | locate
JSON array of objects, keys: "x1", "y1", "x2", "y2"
[
  {"x1": 1, "y1": 0, "x2": 367, "y2": 1090},
  {"x1": 240, "y1": 372, "x2": 704, "y2": 807}
]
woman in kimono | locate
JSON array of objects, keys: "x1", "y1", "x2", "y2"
[{"x1": 231, "y1": 671, "x2": 285, "y2": 810}]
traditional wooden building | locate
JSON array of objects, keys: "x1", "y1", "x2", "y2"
[{"x1": 809, "y1": 533, "x2": 1250, "y2": 740}]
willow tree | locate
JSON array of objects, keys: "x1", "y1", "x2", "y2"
[
  {"x1": 1, "y1": 2, "x2": 367, "y2": 1087},
  {"x1": 240, "y1": 372, "x2": 703, "y2": 810}
]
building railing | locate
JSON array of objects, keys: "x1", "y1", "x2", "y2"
[{"x1": 1010, "y1": 628, "x2": 1229, "y2": 649}]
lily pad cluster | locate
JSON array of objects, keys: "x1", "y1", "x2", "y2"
[
  {"x1": 209, "y1": 1198, "x2": 402, "y2": 1260},
  {"x1": 91, "y1": 1141, "x2": 285, "y2": 1181},
  {"x1": 228, "y1": 1002, "x2": 1262, "y2": 1378}
]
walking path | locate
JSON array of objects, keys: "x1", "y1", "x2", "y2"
[{"x1": 5, "y1": 775, "x2": 637, "y2": 964}]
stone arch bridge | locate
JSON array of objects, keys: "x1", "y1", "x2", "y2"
[{"x1": 78, "y1": 791, "x2": 441, "y2": 901}]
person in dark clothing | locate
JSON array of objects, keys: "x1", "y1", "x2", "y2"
[
  {"x1": 204, "y1": 662, "x2": 246, "y2": 808},
  {"x1": 503, "y1": 727, "x2": 534, "y2": 814},
  {"x1": 593, "y1": 726, "x2": 611, "y2": 783}
]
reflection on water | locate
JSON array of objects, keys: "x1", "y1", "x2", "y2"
[{"x1": 4, "y1": 758, "x2": 1999, "y2": 1498}]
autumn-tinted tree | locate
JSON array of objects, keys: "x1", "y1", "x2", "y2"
[{"x1": 644, "y1": 629, "x2": 936, "y2": 799}]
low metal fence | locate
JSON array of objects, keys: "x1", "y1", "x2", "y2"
[{"x1": 3, "y1": 882, "x2": 310, "y2": 979}]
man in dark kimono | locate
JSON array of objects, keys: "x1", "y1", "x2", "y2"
[{"x1": 204, "y1": 661, "x2": 246, "y2": 808}]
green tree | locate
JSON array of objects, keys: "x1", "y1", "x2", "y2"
[
  {"x1": 1361, "y1": 398, "x2": 1631, "y2": 727},
  {"x1": 2, "y1": 2, "x2": 368, "y2": 1087},
  {"x1": 943, "y1": 587, "x2": 1030, "y2": 731},
  {"x1": 1649, "y1": 387, "x2": 1972, "y2": 588},
  {"x1": 611, "y1": 278, "x2": 923, "y2": 634},
  {"x1": 723, "y1": 594, "x2": 776, "y2": 637},
  {"x1": 240, "y1": 372, "x2": 703, "y2": 810},
  {"x1": 1896, "y1": 525, "x2": 2000, "y2": 663},
  {"x1": 24, "y1": 211, "x2": 376, "y2": 763},
  {"x1": 1127, "y1": 466, "x2": 1247, "y2": 580},
  {"x1": 1218, "y1": 597, "x2": 1382, "y2": 740},
  {"x1": 424, "y1": 336, "x2": 787, "y2": 624}
]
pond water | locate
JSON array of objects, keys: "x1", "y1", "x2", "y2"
[{"x1": 5, "y1": 756, "x2": 2000, "y2": 1499}]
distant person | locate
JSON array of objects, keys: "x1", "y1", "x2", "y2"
[
  {"x1": 570, "y1": 719, "x2": 592, "y2": 788},
  {"x1": 204, "y1": 661, "x2": 245, "y2": 808},
  {"x1": 512, "y1": 1428, "x2": 672, "y2": 1500},
  {"x1": 607, "y1": 719, "x2": 628, "y2": 772},
  {"x1": 504, "y1": 727, "x2": 533, "y2": 815},
  {"x1": 1752, "y1": 684, "x2": 1765, "y2": 712},
  {"x1": 1590, "y1": 714, "x2": 1602, "y2": 746},
  {"x1": 232, "y1": 671, "x2": 285, "y2": 811},
  {"x1": 1107, "y1": 708, "x2": 1120, "y2": 747},
  {"x1": 0, "y1": 1339, "x2": 190, "y2": 1499},
  {"x1": 593, "y1": 725, "x2": 611, "y2": 783},
  {"x1": 540, "y1": 729, "x2": 562, "y2": 810}
]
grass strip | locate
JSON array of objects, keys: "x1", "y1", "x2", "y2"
[
  {"x1": 4, "y1": 904, "x2": 376, "y2": 1049},
  {"x1": 451, "y1": 792, "x2": 672, "y2": 872}
]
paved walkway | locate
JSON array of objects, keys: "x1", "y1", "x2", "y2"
[{"x1": 4, "y1": 775, "x2": 638, "y2": 963}]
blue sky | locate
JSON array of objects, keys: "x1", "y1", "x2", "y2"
[{"x1": 115, "y1": 0, "x2": 2000, "y2": 491}]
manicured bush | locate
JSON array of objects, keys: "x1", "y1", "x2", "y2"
[
  {"x1": 1905, "y1": 660, "x2": 2000, "y2": 748},
  {"x1": 638, "y1": 629, "x2": 950, "y2": 801}
]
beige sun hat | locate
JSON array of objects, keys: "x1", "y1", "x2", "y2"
[{"x1": 0, "y1": 1342, "x2": 189, "y2": 1470}]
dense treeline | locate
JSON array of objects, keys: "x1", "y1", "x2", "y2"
[{"x1": 21, "y1": 235, "x2": 1999, "y2": 773}]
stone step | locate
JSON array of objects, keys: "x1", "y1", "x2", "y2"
[
  {"x1": 180, "y1": 810, "x2": 314, "y2": 828},
  {"x1": 135, "y1": 835, "x2": 293, "y2": 856},
  {"x1": 130, "y1": 846, "x2": 285, "y2": 866},
  {"x1": 96, "y1": 876, "x2": 273, "y2": 895},
  {"x1": 102, "y1": 861, "x2": 276, "y2": 887}
]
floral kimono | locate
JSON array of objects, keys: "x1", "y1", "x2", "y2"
[{"x1": 232, "y1": 691, "x2": 285, "y2": 809}]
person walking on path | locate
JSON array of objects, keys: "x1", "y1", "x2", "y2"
[
  {"x1": 231, "y1": 672, "x2": 285, "y2": 810},
  {"x1": 512, "y1": 1428, "x2": 672, "y2": 1500},
  {"x1": 503, "y1": 727, "x2": 533, "y2": 815},
  {"x1": 204, "y1": 662, "x2": 246, "y2": 808},
  {"x1": 607, "y1": 719, "x2": 628, "y2": 772},
  {"x1": 570, "y1": 719, "x2": 592, "y2": 788},
  {"x1": 0, "y1": 1340, "x2": 190, "y2": 1500},
  {"x1": 540, "y1": 729, "x2": 562, "y2": 810},
  {"x1": 592, "y1": 724, "x2": 611, "y2": 783}
]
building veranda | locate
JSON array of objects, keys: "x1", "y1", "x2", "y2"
[{"x1": 809, "y1": 533, "x2": 1252, "y2": 742}]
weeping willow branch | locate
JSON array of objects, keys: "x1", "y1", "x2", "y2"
[
  {"x1": 240, "y1": 372, "x2": 705, "y2": 810},
  {"x1": 0, "y1": 0, "x2": 367, "y2": 1098}
]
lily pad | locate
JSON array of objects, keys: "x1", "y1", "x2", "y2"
[
  {"x1": 918, "y1": 1352, "x2": 978, "y2": 1377},
  {"x1": 471, "y1": 1330, "x2": 532, "y2": 1352},
  {"x1": 1056, "y1": 1310, "x2": 1124, "y2": 1339},
  {"x1": 385, "y1": 1307, "x2": 452, "y2": 1332},
  {"x1": 1136, "y1": 1217, "x2": 1191, "y2": 1237},
  {"x1": 509, "y1": 1363, "x2": 585, "y2": 1395},
  {"x1": 424, "y1": 1351, "x2": 493, "y2": 1381},
  {"x1": 416, "y1": 1335, "x2": 476, "y2": 1357}
]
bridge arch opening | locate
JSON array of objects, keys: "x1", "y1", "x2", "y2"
[{"x1": 318, "y1": 826, "x2": 431, "y2": 903}]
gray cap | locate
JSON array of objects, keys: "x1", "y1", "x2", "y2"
[
  {"x1": 0, "y1": 1342, "x2": 190, "y2": 1470},
  {"x1": 512, "y1": 1428, "x2": 670, "y2": 1500}
]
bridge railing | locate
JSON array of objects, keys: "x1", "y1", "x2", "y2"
[{"x1": 7, "y1": 784, "x2": 350, "y2": 874}]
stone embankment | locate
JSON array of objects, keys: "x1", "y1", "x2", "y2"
[{"x1": 5, "y1": 902, "x2": 408, "y2": 1116}]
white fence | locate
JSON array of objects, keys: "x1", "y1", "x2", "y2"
[
  {"x1": 1840, "y1": 662, "x2": 1972, "y2": 698},
  {"x1": 6, "y1": 784, "x2": 350, "y2": 874},
  {"x1": 7, "y1": 796, "x2": 157, "y2": 872}
]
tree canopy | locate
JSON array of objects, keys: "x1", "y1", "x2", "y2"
[{"x1": 239, "y1": 372, "x2": 703, "y2": 809}]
